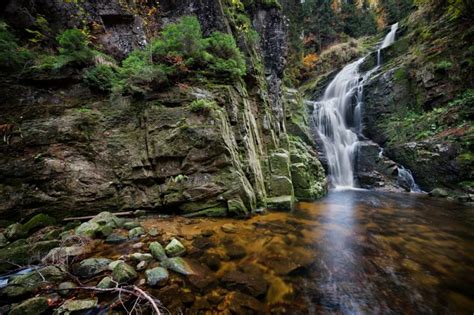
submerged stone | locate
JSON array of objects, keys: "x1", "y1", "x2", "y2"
[
  {"x1": 221, "y1": 270, "x2": 268, "y2": 297},
  {"x1": 266, "y1": 195, "x2": 294, "y2": 211},
  {"x1": 145, "y1": 267, "x2": 169, "y2": 286},
  {"x1": 221, "y1": 224, "x2": 237, "y2": 233},
  {"x1": 162, "y1": 257, "x2": 195, "y2": 275}
]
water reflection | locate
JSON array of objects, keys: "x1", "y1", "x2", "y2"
[{"x1": 297, "y1": 190, "x2": 474, "y2": 314}]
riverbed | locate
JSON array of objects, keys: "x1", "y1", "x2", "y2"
[{"x1": 87, "y1": 190, "x2": 474, "y2": 314}]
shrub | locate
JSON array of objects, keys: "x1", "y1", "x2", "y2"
[
  {"x1": 84, "y1": 65, "x2": 120, "y2": 92},
  {"x1": 434, "y1": 60, "x2": 453, "y2": 72},
  {"x1": 0, "y1": 22, "x2": 32, "y2": 70},
  {"x1": 56, "y1": 28, "x2": 94, "y2": 64},
  {"x1": 206, "y1": 31, "x2": 246, "y2": 78},
  {"x1": 151, "y1": 16, "x2": 210, "y2": 68}
]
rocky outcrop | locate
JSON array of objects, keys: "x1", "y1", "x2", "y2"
[{"x1": 0, "y1": 0, "x2": 327, "y2": 220}]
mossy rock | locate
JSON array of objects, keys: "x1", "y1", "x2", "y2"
[
  {"x1": 3, "y1": 265, "x2": 66, "y2": 297},
  {"x1": 22, "y1": 214, "x2": 56, "y2": 234},
  {"x1": 0, "y1": 240, "x2": 60, "y2": 274},
  {"x1": 266, "y1": 195, "x2": 294, "y2": 211},
  {"x1": 8, "y1": 297, "x2": 49, "y2": 315}
]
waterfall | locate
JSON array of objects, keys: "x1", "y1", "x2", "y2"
[
  {"x1": 397, "y1": 165, "x2": 422, "y2": 192},
  {"x1": 377, "y1": 23, "x2": 398, "y2": 65},
  {"x1": 312, "y1": 23, "x2": 400, "y2": 189}
]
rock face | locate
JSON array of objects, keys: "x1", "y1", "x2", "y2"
[{"x1": 0, "y1": 0, "x2": 327, "y2": 220}]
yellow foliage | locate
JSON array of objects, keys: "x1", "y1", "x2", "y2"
[{"x1": 303, "y1": 53, "x2": 319, "y2": 71}]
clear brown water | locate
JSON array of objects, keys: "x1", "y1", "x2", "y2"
[{"x1": 93, "y1": 190, "x2": 474, "y2": 314}]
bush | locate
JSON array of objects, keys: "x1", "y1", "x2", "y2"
[
  {"x1": 84, "y1": 65, "x2": 120, "y2": 92},
  {"x1": 151, "y1": 16, "x2": 210, "y2": 68},
  {"x1": 206, "y1": 32, "x2": 247, "y2": 78},
  {"x1": 0, "y1": 22, "x2": 32, "y2": 71},
  {"x1": 56, "y1": 28, "x2": 94, "y2": 64},
  {"x1": 434, "y1": 60, "x2": 453, "y2": 72}
]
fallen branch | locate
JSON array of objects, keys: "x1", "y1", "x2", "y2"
[{"x1": 63, "y1": 211, "x2": 136, "y2": 222}]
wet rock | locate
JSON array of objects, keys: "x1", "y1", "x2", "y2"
[
  {"x1": 105, "y1": 233, "x2": 127, "y2": 244},
  {"x1": 130, "y1": 253, "x2": 153, "y2": 262},
  {"x1": 200, "y1": 252, "x2": 221, "y2": 271},
  {"x1": 221, "y1": 270, "x2": 268, "y2": 297},
  {"x1": 206, "y1": 290, "x2": 224, "y2": 305},
  {"x1": 429, "y1": 188, "x2": 449, "y2": 198},
  {"x1": 165, "y1": 238, "x2": 186, "y2": 257},
  {"x1": 0, "y1": 240, "x2": 60, "y2": 274},
  {"x1": 58, "y1": 281, "x2": 77, "y2": 297},
  {"x1": 136, "y1": 261, "x2": 148, "y2": 271},
  {"x1": 266, "y1": 195, "x2": 294, "y2": 211},
  {"x1": 43, "y1": 246, "x2": 86, "y2": 264},
  {"x1": 225, "y1": 244, "x2": 246, "y2": 260},
  {"x1": 8, "y1": 297, "x2": 49, "y2": 315},
  {"x1": 89, "y1": 212, "x2": 122, "y2": 228},
  {"x1": 132, "y1": 242, "x2": 144, "y2": 249},
  {"x1": 97, "y1": 276, "x2": 113, "y2": 289},
  {"x1": 192, "y1": 237, "x2": 215, "y2": 250},
  {"x1": 108, "y1": 260, "x2": 124, "y2": 271},
  {"x1": 149, "y1": 242, "x2": 167, "y2": 261},
  {"x1": 188, "y1": 264, "x2": 217, "y2": 291},
  {"x1": 162, "y1": 257, "x2": 195, "y2": 275},
  {"x1": 220, "y1": 291, "x2": 264, "y2": 314},
  {"x1": 148, "y1": 228, "x2": 159, "y2": 236},
  {"x1": 4, "y1": 223, "x2": 27, "y2": 241},
  {"x1": 128, "y1": 227, "x2": 145, "y2": 239},
  {"x1": 123, "y1": 221, "x2": 141, "y2": 230},
  {"x1": 56, "y1": 298, "x2": 98, "y2": 314},
  {"x1": 221, "y1": 224, "x2": 237, "y2": 233},
  {"x1": 201, "y1": 229, "x2": 214, "y2": 237},
  {"x1": 0, "y1": 233, "x2": 7, "y2": 247},
  {"x1": 75, "y1": 222, "x2": 100, "y2": 238},
  {"x1": 112, "y1": 262, "x2": 137, "y2": 283},
  {"x1": 72, "y1": 258, "x2": 112, "y2": 278},
  {"x1": 266, "y1": 276, "x2": 293, "y2": 305},
  {"x1": 4, "y1": 265, "x2": 65, "y2": 297},
  {"x1": 261, "y1": 253, "x2": 314, "y2": 276},
  {"x1": 22, "y1": 214, "x2": 56, "y2": 234},
  {"x1": 145, "y1": 267, "x2": 169, "y2": 286}
]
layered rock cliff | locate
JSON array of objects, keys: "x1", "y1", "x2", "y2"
[{"x1": 0, "y1": 0, "x2": 327, "y2": 221}]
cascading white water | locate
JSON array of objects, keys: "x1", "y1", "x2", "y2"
[
  {"x1": 312, "y1": 23, "x2": 399, "y2": 189},
  {"x1": 377, "y1": 22, "x2": 399, "y2": 65}
]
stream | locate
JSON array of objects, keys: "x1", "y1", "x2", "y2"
[{"x1": 104, "y1": 191, "x2": 474, "y2": 314}]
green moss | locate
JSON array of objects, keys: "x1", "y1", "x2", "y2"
[
  {"x1": 189, "y1": 99, "x2": 218, "y2": 114},
  {"x1": 0, "y1": 21, "x2": 33, "y2": 71}
]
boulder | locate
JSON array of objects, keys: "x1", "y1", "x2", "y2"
[
  {"x1": 72, "y1": 258, "x2": 112, "y2": 278},
  {"x1": 4, "y1": 223, "x2": 27, "y2": 241},
  {"x1": 165, "y1": 238, "x2": 186, "y2": 257},
  {"x1": 112, "y1": 262, "x2": 137, "y2": 283},
  {"x1": 75, "y1": 222, "x2": 100, "y2": 238},
  {"x1": 145, "y1": 267, "x2": 169, "y2": 286},
  {"x1": 43, "y1": 246, "x2": 86, "y2": 264},
  {"x1": 3, "y1": 266, "x2": 65, "y2": 297},
  {"x1": 0, "y1": 240, "x2": 60, "y2": 274},
  {"x1": 429, "y1": 188, "x2": 449, "y2": 198},
  {"x1": 22, "y1": 214, "x2": 56, "y2": 234},
  {"x1": 266, "y1": 195, "x2": 294, "y2": 211},
  {"x1": 149, "y1": 242, "x2": 167, "y2": 261},
  {"x1": 8, "y1": 297, "x2": 49, "y2": 315}
]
